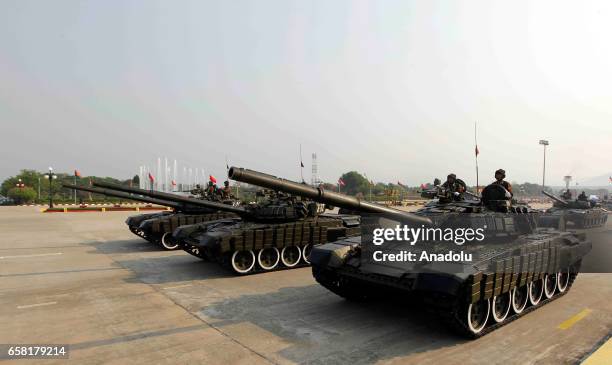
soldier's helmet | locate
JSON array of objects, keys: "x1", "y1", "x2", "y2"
[{"x1": 495, "y1": 169, "x2": 506, "y2": 179}]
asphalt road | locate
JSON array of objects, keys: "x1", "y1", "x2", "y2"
[{"x1": 0, "y1": 207, "x2": 610, "y2": 364}]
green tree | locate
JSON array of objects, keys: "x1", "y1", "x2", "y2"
[
  {"x1": 7, "y1": 187, "x2": 37, "y2": 204},
  {"x1": 1, "y1": 169, "x2": 42, "y2": 196},
  {"x1": 339, "y1": 171, "x2": 370, "y2": 195}
]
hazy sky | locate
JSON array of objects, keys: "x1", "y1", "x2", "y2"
[{"x1": 1, "y1": 0, "x2": 610, "y2": 186}]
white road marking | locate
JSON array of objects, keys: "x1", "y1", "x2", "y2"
[
  {"x1": 17, "y1": 301, "x2": 57, "y2": 309},
  {"x1": 0, "y1": 252, "x2": 63, "y2": 260},
  {"x1": 162, "y1": 284, "x2": 193, "y2": 290}
]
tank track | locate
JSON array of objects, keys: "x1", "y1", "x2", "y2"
[
  {"x1": 219, "y1": 250, "x2": 310, "y2": 275},
  {"x1": 128, "y1": 226, "x2": 158, "y2": 244},
  {"x1": 312, "y1": 266, "x2": 581, "y2": 338},
  {"x1": 442, "y1": 272, "x2": 578, "y2": 338}
]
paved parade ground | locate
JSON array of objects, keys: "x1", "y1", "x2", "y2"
[{"x1": 0, "y1": 206, "x2": 610, "y2": 364}]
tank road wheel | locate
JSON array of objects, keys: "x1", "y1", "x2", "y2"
[
  {"x1": 491, "y1": 292, "x2": 512, "y2": 323},
  {"x1": 280, "y1": 246, "x2": 302, "y2": 268},
  {"x1": 231, "y1": 250, "x2": 256, "y2": 274},
  {"x1": 257, "y1": 247, "x2": 280, "y2": 271},
  {"x1": 512, "y1": 285, "x2": 529, "y2": 314},
  {"x1": 544, "y1": 274, "x2": 557, "y2": 299},
  {"x1": 302, "y1": 244, "x2": 312, "y2": 264},
  {"x1": 160, "y1": 232, "x2": 180, "y2": 250},
  {"x1": 557, "y1": 269, "x2": 570, "y2": 293},
  {"x1": 529, "y1": 279, "x2": 544, "y2": 306},
  {"x1": 466, "y1": 299, "x2": 490, "y2": 335}
]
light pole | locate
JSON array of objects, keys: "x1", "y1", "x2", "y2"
[
  {"x1": 45, "y1": 167, "x2": 57, "y2": 208},
  {"x1": 539, "y1": 140, "x2": 549, "y2": 190}
]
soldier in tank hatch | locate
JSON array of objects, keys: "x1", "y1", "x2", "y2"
[
  {"x1": 561, "y1": 189, "x2": 572, "y2": 200},
  {"x1": 221, "y1": 180, "x2": 232, "y2": 199},
  {"x1": 493, "y1": 169, "x2": 513, "y2": 198},
  {"x1": 441, "y1": 173, "x2": 466, "y2": 200}
]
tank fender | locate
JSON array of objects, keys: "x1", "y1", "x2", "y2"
[{"x1": 310, "y1": 242, "x2": 358, "y2": 268}]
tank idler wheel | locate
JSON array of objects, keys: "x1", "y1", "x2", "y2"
[
  {"x1": 544, "y1": 274, "x2": 557, "y2": 299},
  {"x1": 281, "y1": 246, "x2": 302, "y2": 268},
  {"x1": 512, "y1": 285, "x2": 529, "y2": 314},
  {"x1": 557, "y1": 268, "x2": 570, "y2": 293},
  {"x1": 466, "y1": 298, "x2": 490, "y2": 335},
  {"x1": 257, "y1": 247, "x2": 280, "y2": 270},
  {"x1": 302, "y1": 244, "x2": 312, "y2": 264},
  {"x1": 491, "y1": 291, "x2": 512, "y2": 323},
  {"x1": 231, "y1": 250, "x2": 256, "y2": 274},
  {"x1": 529, "y1": 279, "x2": 544, "y2": 306},
  {"x1": 160, "y1": 232, "x2": 180, "y2": 250}
]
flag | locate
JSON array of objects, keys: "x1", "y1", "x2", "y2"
[
  {"x1": 74, "y1": 169, "x2": 81, "y2": 177},
  {"x1": 475, "y1": 145, "x2": 479, "y2": 156},
  {"x1": 420, "y1": 183, "x2": 427, "y2": 189},
  {"x1": 209, "y1": 175, "x2": 217, "y2": 184},
  {"x1": 338, "y1": 178, "x2": 345, "y2": 186},
  {"x1": 609, "y1": 176, "x2": 612, "y2": 183},
  {"x1": 148, "y1": 173, "x2": 155, "y2": 183},
  {"x1": 171, "y1": 180, "x2": 177, "y2": 186}
]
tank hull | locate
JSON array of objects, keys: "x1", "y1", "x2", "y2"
[
  {"x1": 310, "y1": 229, "x2": 590, "y2": 338},
  {"x1": 174, "y1": 214, "x2": 361, "y2": 274}
]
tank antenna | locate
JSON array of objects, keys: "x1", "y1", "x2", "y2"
[{"x1": 474, "y1": 121, "x2": 480, "y2": 195}]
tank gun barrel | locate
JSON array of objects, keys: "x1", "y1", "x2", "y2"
[
  {"x1": 229, "y1": 167, "x2": 433, "y2": 226},
  {"x1": 63, "y1": 184, "x2": 185, "y2": 209},
  {"x1": 91, "y1": 181, "x2": 247, "y2": 214},
  {"x1": 542, "y1": 191, "x2": 568, "y2": 206}
]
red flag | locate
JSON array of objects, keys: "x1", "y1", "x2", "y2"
[
  {"x1": 172, "y1": 180, "x2": 177, "y2": 186},
  {"x1": 209, "y1": 175, "x2": 217, "y2": 184},
  {"x1": 148, "y1": 173, "x2": 155, "y2": 183},
  {"x1": 609, "y1": 176, "x2": 612, "y2": 183},
  {"x1": 74, "y1": 169, "x2": 81, "y2": 177},
  {"x1": 475, "y1": 145, "x2": 479, "y2": 156},
  {"x1": 338, "y1": 178, "x2": 345, "y2": 186},
  {"x1": 420, "y1": 183, "x2": 427, "y2": 189}
]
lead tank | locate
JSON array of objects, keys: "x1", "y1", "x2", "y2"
[
  {"x1": 228, "y1": 167, "x2": 591, "y2": 338},
  {"x1": 539, "y1": 191, "x2": 608, "y2": 229}
]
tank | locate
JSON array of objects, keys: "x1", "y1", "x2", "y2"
[
  {"x1": 228, "y1": 167, "x2": 592, "y2": 338},
  {"x1": 171, "y1": 169, "x2": 364, "y2": 275},
  {"x1": 64, "y1": 183, "x2": 239, "y2": 250},
  {"x1": 539, "y1": 191, "x2": 608, "y2": 229}
]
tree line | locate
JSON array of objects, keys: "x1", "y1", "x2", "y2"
[
  {"x1": 1, "y1": 169, "x2": 556, "y2": 205},
  {"x1": 0, "y1": 169, "x2": 136, "y2": 205}
]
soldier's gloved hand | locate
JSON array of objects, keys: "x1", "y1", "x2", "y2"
[{"x1": 453, "y1": 192, "x2": 460, "y2": 197}]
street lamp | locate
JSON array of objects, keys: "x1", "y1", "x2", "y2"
[
  {"x1": 539, "y1": 140, "x2": 549, "y2": 190},
  {"x1": 45, "y1": 167, "x2": 57, "y2": 208},
  {"x1": 16, "y1": 179, "x2": 25, "y2": 189}
]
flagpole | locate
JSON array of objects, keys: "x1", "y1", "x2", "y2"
[
  {"x1": 299, "y1": 144, "x2": 304, "y2": 183},
  {"x1": 474, "y1": 122, "x2": 479, "y2": 194}
]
